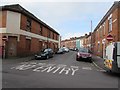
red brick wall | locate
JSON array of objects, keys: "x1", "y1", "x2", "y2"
[
  {"x1": 0, "y1": 34, "x2": 3, "y2": 46},
  {"x1": 17, "y1": 35, "x2": 26, "y2": 56},
  {"x1": 112, "y1": 8, "x2": 119, "y2": 42},
  {"x1": 93, "y1": 7, "x2": 120, "y2": 57},
  {"x1": 20, "y1": 14, "x2": 27, "y2": 31},
  {"x1": 0, "y1": 11, "x2": 7, "y2": 28},
  {"x1": 20, "y1": 14, "x2": 59, "y2": 40},
  {"x1": 118, "y1": 7, "x2": 120, "y2": 41},
  {"x1": 31, "y1": 20, "x2": 40, "y2": 34},
  {"x1": 31, "y1": 38, "x2": 39, "y2": 54},
  {"x1": 6, "y1": 36, "x2": 17, "y2": 57}
]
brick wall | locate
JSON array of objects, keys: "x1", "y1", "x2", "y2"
[
  {"x1": 20, "y1": 14, "x2": 27, "y2": 31},
  {"x1": 0, "y1": 11, "x2": 7, "y2": 28},
  {"x1": 92, "y1": 6, "x2": 120, "y2": 57},
  {"x1": 31, "y1": 38, "x2": 39, "y2": 54},
  {"x1": 17, "y1": 35, "x2": 26, "y2": 57}
]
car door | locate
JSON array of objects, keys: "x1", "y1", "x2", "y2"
[
  {"x1": 117, "y1": 42, "x2": 120, "y2": 68},
  {"x1": 47, "y1": 49, "x2": 51, "y2": 57},
  {"x1": 49, "y1": 49, "x2": 53, "y2": 57}
]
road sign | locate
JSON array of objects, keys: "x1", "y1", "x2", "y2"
[
  {"x1": 2, "y1": 36, "x2": 7, "y2": 41},
  {"x1": 106, "y1": 34, "x2": 113, "y2": 41}
]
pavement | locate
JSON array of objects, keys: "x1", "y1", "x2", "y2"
[
  {"x1": 92, "y1": 55, "x2": 105, "y2": 70},
  {"x1": 2, "y1": 56, "x2": 34, "y2": 64}
]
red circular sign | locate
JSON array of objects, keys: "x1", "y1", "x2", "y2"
[
  {"x1": 2, "y1": 36, "x2": 7, "y2": 41},
  {"x1": 106, "y1": 34, "x2": 113, "y2": 41}
]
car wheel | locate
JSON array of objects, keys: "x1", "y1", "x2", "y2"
[
  {"x1": 35, "y1": 56, "x2": 38, "y2": 60},
  {"x1": 89, "y1": 58, "x2": 92, "y2": 63},
  {"x1": 46, "y1": 55, "x2": 49, "y2": 59},
  {"x1": 76, "y1": 56, "x2": 79, "y2": 61},
  {"x1": 52, "y1": 54, "x2": 54, "y2": 57}
]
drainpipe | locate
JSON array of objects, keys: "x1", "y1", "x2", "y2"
[{"x1": 118, "y1": 5, "x2": 120, "y2": 41}]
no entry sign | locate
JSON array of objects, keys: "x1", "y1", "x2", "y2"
[
  {"x1": 2, "y1": 36, "x2": 7, "y2": 41},
  {"x1": 106, "y1": 34, "x2": 113, "y2": 42}
]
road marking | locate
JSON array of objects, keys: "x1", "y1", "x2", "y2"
[
  {"x1": 16, "y1": 64, "x2": 36, "y2": 70},
  {"x1": 71, "y1": 67, "x2": 79, "y2": 75},
  {"x1": 59, "y1": 67, "x2": 71, "y2": 75},
  {"x1": 82, "y1": 67, "x2": 92, "y2": 70},
  {"x1": 93, "y1": 62, "x2": 104, "y2": 70},
  {"x1": 52, "y1": 67, "x2": 61, "y2": 73},
  {"x1": 33, "y1": 66, "x2": 46, "y2": 72},
  {"x1": 11, "y1": 62, "x2": 81, "y2": 76},
  {"x1": 11, "y1": 62, "x2": 106, "y2": 75},
  {"x1": 41, "y1": 66, "x2": 56, "y2": 73},
  {"x1": 97, "y1": 69, "x2": 106, "y2": 72}
]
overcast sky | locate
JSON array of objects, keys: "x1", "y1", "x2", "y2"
[{"x1": 0, "y1": 0, "x2": 118, "y2": 40}]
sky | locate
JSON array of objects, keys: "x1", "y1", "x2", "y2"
[{"x1": 0, "y1": 0, "x2": 118, "y2": 40}]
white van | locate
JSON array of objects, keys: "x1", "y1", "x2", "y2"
[{"x1": 104, "y1": 42, "x2": 120, "y2": 73}]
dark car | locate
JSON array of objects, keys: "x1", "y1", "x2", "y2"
[
  {"x1": 76, "y1": 48, "x2": 92, "y2": 62},
  {"x1": 56, "y1": 48, "x2": 65, "y2": 54},
  {"x1": 63, "y1": 47, "x2": 69, "y2": 52},
  {"x1": 35, "y1": 48, "x2": 54, "y2": 60},
  {"x1": 73, "y1": 47, "x2": 78, "y2": 51}
]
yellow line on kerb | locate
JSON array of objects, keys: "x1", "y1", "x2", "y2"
[{"x1": 92, "y1": 61, "x2": 105, "y2": 70}]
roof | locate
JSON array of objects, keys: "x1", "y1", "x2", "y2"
[
  {"x1": 0, "y1": 4, "x2": 59, "y2": 35},
  {"x1": 61, "y1": 36, "x2": 86, "y2": 42},
  {"x1": 94, "y1": 1, "x2": 120, "y2": 32}
]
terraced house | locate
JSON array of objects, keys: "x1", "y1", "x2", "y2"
[
  {"x1": 0, "y1": 4, "x2": 60, "y2": 58},
  {"x1": 92, "y1": 1, "x2": 120, "y2": 58}
]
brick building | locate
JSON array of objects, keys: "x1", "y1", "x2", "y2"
[
  {"x1": 0, "y1": 4, "x2": 60, "y2": 58},
  {"x1": 61, "y1": 38, "x2": 76, "y2": 49},
  {"x1": 61, "y1": 36, "x2": 85, "y2": 49},
  {"x1": 83, "y1": 33, "x2": 92, "y2": 50},
  {"x1": 92, "y1": 1, "x2": 120, "y2": 58},
  {"x1": 61, "y1": 38, "x2": 76, "y2": 48}
]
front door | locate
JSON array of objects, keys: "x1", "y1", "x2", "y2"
[{"x1": 7, "y1": 36, "x2": 17, "y2": 57}]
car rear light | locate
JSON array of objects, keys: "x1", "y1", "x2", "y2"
[{"x1": 89, "y1": 54, "x2": 92, "y2": 57}]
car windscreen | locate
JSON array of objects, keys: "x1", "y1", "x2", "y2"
[
  {"x1": 79, "y1": 48, "x2": 88, "y2": 53},
  {"x1": 44, "y1": 49, "x2": 49, "y2": 52}
]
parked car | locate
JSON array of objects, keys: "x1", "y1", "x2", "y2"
[
  {"x1": 56, "y1": 48, "x2": 65, "y2": 54},
  {"x1": 35, "y1": 48, "x2": 54, "y2": 60},
  {"x1": 63, "y1": 47, "x2": 69, "y2": 52},
  {"x1": 73, "y1": 47, "x2": 78, "y2": 51},
  {"x1": 76, "y1": 48, "x2": 92, "y2": 62}
]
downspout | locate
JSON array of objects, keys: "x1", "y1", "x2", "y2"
[{"x1": 117, "y1": 3, "x2": 120, "y2": 41}]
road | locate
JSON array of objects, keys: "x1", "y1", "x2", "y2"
[{"x1": 2, "y1": 51, "x2": 120, "y2": 88}]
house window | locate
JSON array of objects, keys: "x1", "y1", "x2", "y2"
[
  {"x1": 98, "y1": 42, "x2": 100, "y2": 52},
  {"x1": 48, "y1": 30, "x2": 50, "y2": 38},
  {"x1": 56, "y1": 34, "x2": 58, "y2": 40},
  {"x1": 108, "y1": 17, "x2": 112, "y2": 32},
  {"x1": 53, "y1": 33, "x2": 54, "y2": 39},
  {"x1": 26, "y1": 18, "x2": 31, "y2": 32},
  {"x1": 40, "y1": 25, "x2": 42, "y2": 35},
  {"x1": 103, "y1": 23, "x2": 105, "y2": 35},
  {"x1": 100, "y1": 26, "x2": 102, "y2": 38}
]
